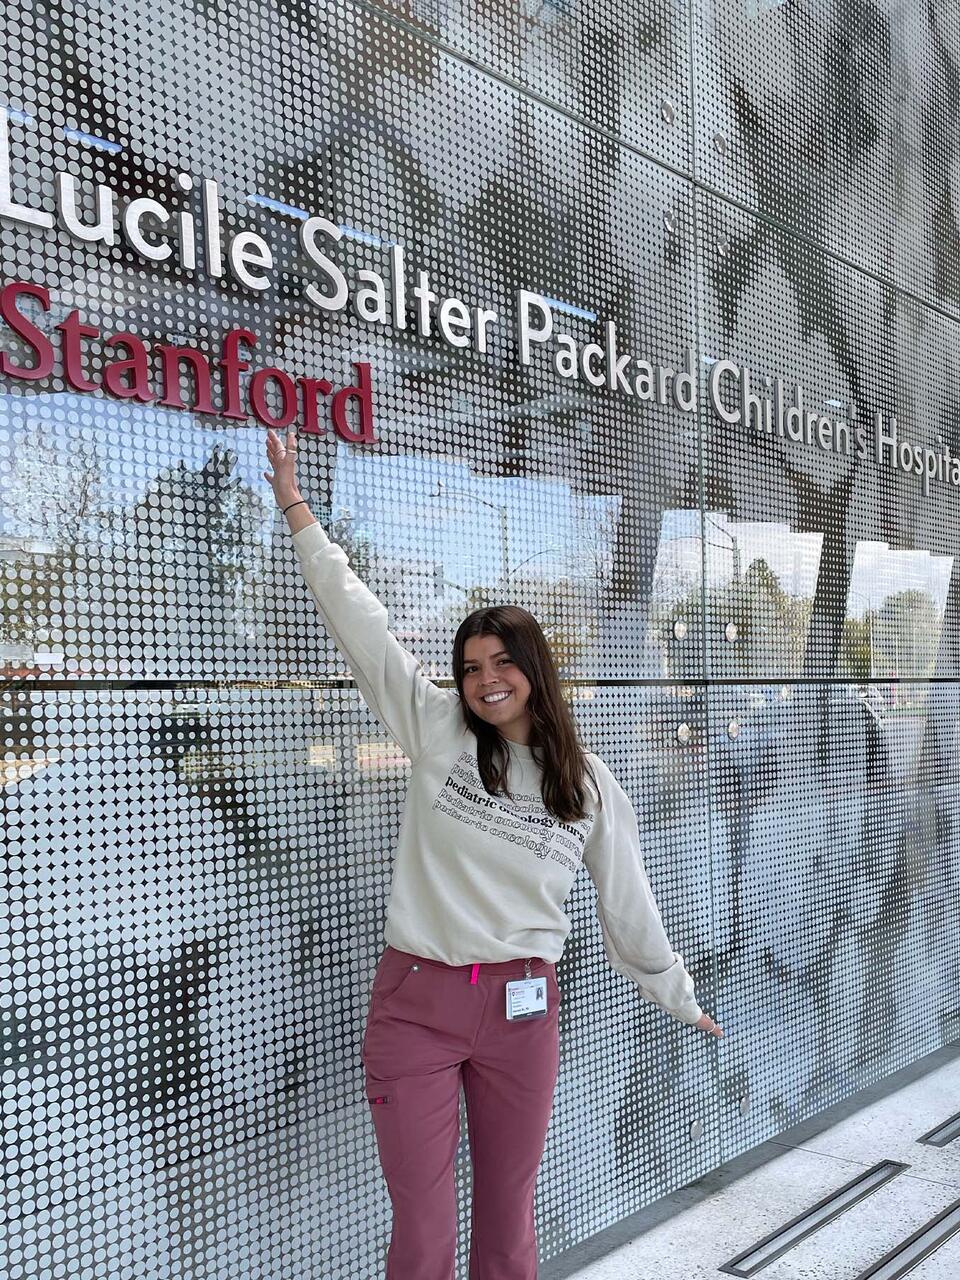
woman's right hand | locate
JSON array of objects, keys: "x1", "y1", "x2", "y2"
[
  {"x1": 696, "y1": 1010, "x2": 724, "y2": 1037},
  {"x1": 263, "y1": 428, "x2": 302, "y2": 507}
]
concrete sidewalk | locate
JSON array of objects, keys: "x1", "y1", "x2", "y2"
[{"x1": 542, "y1": 1042, "x2": 960, "y2": 1280}]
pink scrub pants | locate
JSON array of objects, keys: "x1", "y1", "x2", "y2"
[{"x1": 361, "y1": 944, "x2": 562, "y2": 1280}]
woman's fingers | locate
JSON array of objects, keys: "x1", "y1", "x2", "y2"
[{"x1": 265, "y1": 427, "x2": 297, "y2": 456}]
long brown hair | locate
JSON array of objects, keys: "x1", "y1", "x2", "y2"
[{"x1": 452, "y1": 605, "x2": 603, "y2": 823}]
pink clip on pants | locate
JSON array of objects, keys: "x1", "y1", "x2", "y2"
[{"x1": 362, "y1": 945, "x2": 562, "y2": 1280}]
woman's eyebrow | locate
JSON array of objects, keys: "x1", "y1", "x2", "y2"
[{"x1": 464, "y1": 650, "x2": 509, "y2": 663}]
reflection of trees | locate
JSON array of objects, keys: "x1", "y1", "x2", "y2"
[
  {"x1": 660, "y1": 550, "x2": 946, "y2": 682},
  {"x1": 0, "y1": 423, "x2": 105, "y2": 659},
  {"x1": 840, "y1": 588, "x2": 941, "y2": 680},
  {"x1": 110, "y1": 443, "x2": 268, "y2": 664},
  {"x1": 841, "y1": 613, "x2": 873, "y2": 679},
  {"x1": 720, "y1": 556, "x2": 814, "y2": 673},
  {"x1": 328, "y1": 512, "x2": 374, "y2": 583},
  {"x1": 658, "y1": 555, "x2": 814, "y2": 676},
  {"x1": 875, "y1": 589, "x2": 941, "y2": 678}
]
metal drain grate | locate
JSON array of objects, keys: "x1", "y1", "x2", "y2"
[
  {"x1": 851, "y1": 1195, "x2": 960, "y2": 1280},
  {"x1": 719, "y1": 1161, "x2": 908, "y2": 1277},
  {"x1": 917, "y1": 1109, "x2": 960, "y2": 1148}
]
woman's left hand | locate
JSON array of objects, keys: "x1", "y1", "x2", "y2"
[{"x1": 695, "y1": 1011, "x2": 724, "y2": 1037}]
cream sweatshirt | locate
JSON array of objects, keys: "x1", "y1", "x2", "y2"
[{"x1": 290, "y1": 519, "x2": 704, "y2": 1026}]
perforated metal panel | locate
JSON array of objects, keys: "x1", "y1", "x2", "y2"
[
  {"x1": 1, "y1": 2, "x2": 958, "y2": 1279},
  {"x1": 364, "y1": 0, "x2": 693, "y2": 171}
]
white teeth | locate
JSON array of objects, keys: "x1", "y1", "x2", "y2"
[{"x1": 482, "y1": 691, "x2": 511, "y2": 703}]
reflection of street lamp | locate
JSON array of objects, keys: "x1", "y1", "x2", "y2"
[
  {"x1": 506, "y1": 545, "x2": 561, "y2": 578},
  {"x1": 704, "y1": 514, "x2": 741, "y2": 581},
  {"x1": 431, "y1": 481, "x2": 509, "y2": 582},
  {"x1": 848, "y1": 588, "x2": 875, "y2": 679}
]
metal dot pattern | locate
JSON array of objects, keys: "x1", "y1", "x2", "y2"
[{"x1": 1, "y1": 2, "x2": 959, "y2": 1278}]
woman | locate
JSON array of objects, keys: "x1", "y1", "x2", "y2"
[{"x1": 263, "y1": 428, "x2": 723, "y2": 1280}]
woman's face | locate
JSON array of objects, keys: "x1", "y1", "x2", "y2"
[{"x1": 461, "y1": 634, "x2": 533, "y2": 743}]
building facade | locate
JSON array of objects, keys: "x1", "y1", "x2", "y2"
[{"x1": 2, "y1": 2, "x2": 959, "y2": 1277}]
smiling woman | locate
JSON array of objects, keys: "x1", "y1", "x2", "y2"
[{"x1": 460, "y1": 636, "x2": 534, "y2": 749}]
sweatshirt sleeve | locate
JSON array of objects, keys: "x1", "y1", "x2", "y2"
[
  {"x1": 581, "y1": 756, "x2": 704, "y2": 1026},
  {"x1": 289, "y1": 519, "x2": 458, "y2": 764}
]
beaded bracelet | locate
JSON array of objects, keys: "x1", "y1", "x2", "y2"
[{"x1": 282, "y1": 499, "x2": 308, "y2": 515}]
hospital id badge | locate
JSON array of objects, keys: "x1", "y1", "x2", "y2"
[{"x1": 505, "y1": 975, "x2": 548, "y2": 1021}]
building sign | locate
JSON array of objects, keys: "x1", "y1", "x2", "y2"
[
  {"x1": 1, "y1": 107, "x2": 956, "y2": 495},
  {"x1": 0, "y1": 281, "x2": 374, "y2": 441}
]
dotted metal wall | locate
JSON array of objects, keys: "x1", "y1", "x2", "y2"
[{"x1": 1, "y1": 2, "x2": 958, "y2": 1278}]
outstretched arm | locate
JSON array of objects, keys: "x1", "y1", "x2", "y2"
[
  {"x1": 582, "y1": 756, "x2": 713, "y2": 1029},
  {"x1": 265, "y1": 429, "x2": 457, "y2": 764}
]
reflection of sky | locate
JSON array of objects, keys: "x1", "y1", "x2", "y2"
[
  {"x1": 651, "y1": 507, "x2": 702, "y2": 597},
  {"x1": 328, "y1": 450, "x2": 620, "y2": 585},
  {"x1": 848, "y1": 540, "x2": 953, "y2": 617},
  {"x1": 3, "y1": 395, "x2": 953, "y2": 615},
  {"x1": 659, "y1": 508, "x2": 826, "y2": 600},
  {"x1": 0, "y1": 392, "x2": 621, "y2": 587},
  {"x1": 704, "y1": 512, "x2": 824, "y2": 598}
]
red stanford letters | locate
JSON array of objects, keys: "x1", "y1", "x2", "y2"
[{"x1": 0, "y1": 279, "x2": 376, "y2": 442}]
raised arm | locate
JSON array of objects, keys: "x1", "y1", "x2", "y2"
[
  {"x1": 264, "y1": 430, "x2": 458, "y2": 764},
  {"x1": 581, "y1": 755, "x2": 705, "y2": 1027}
]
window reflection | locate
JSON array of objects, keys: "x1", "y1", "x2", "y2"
[
  {"x1": 694, "y1": 510, "x2": 823, "y2": 675},
  {"x1": 843, "y1": 541, "x2": 953, "y2": 684}
]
